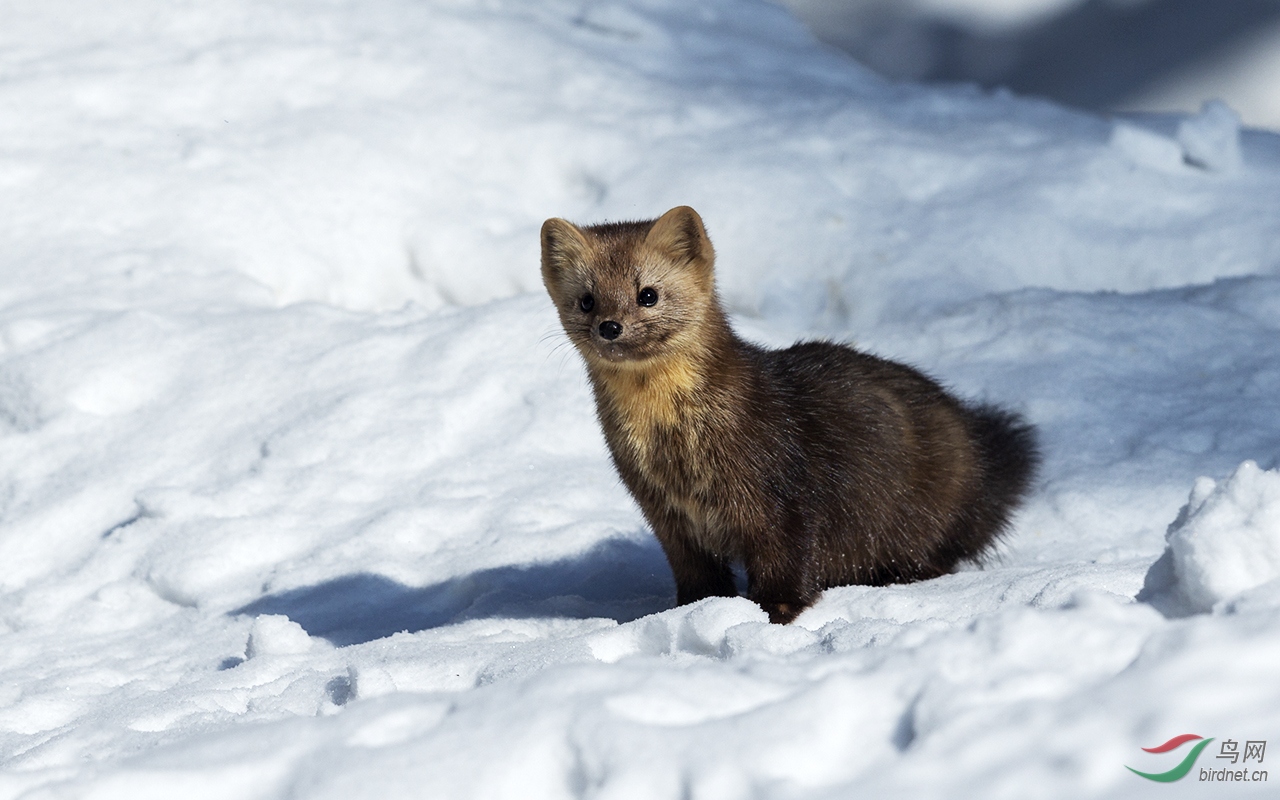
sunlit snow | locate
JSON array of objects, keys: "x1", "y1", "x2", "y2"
[{"x1": 1, "y1": 1, "x2": 1279, "y2": 798}]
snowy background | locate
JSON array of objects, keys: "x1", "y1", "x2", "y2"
[
  {"x1": 2, "y1": 0, "x2": 1279, "y2": 797},
  {"x1": 779, "y1": 0, "x2": 1280, "y2": 131}
]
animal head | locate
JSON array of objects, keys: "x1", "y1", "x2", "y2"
[{"x1": 540, "y1": 206, "x2": 720, "y2": 368}]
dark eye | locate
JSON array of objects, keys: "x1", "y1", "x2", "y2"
[
  {"x1": 579, "y1": 294, "x2": 594, "y2": 312},
  {"x1": 637, "y1": 287, "x2": 658, "y2": 307}
]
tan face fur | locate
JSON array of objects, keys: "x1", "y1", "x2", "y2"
[{"x1": 540, "y1": 206, "x2": 719, "y2": 370}]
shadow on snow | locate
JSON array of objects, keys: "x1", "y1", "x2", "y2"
[
  {"x1": 231, "y1": 537, "x2": 675, "y2": 646},
  {"x1": 800, "y1": 0, "x2": 1280, "y2": 112}
]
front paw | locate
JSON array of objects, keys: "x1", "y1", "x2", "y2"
[{"x1": 758, "y1": 601, "x2": 802, "y2": 625}]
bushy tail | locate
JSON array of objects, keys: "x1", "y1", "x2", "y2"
[
  {"x1": 951, "y1": 404, "x2": 1040, "y2": 561},
  {"x1": 972, "y1": 405, "x2": 1039, "y2": 511}
]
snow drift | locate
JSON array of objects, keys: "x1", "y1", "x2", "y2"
[{"x1": 1144, "y1": 461, "x2": 1280, "y2": 615}]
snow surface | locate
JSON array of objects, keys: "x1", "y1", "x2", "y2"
[
  {"x1": 1, "y1": 0, "x2": 1279, "y2": 797},
  {"x1": 1144, "y1": 461, "x2": 1280, "y2": 616}
]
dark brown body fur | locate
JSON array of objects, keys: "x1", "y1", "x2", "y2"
[{"x1": 541, "y1": 206, "x2": 1038, "y2": 623}]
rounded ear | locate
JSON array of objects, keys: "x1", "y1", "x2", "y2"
[
  {"x1": 540, "y1": 218, "x2": 590, "y2": 292},
  {"x1": 643, "y1": 206, "x2": 714, "y2": 273}
]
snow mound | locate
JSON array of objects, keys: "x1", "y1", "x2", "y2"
[
  {"x1": 1147, "y1": 461, "x2": 1280, "y2": 613},
  {"x1": 247, "y1": 614, "x2": 314, "y2": 658},
  {"x1": 1177, "y1": 100, "x2": 1244, "y2": 174}
]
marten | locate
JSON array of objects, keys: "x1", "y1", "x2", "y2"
[{"x1": 540, "y1": 206, "x2": 1038, "y2": 624}]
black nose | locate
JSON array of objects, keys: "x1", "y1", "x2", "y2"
[{"x1": 598, "y1": 320, "x2": 622, "y2": 340}]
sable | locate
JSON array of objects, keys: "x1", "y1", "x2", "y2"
[{"x1": 541, "y1": 206, "x2": 1038, "y2": 623}]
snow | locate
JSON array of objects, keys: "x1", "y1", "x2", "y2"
[
  {"x1": 1146, "y1": 462, "x2": 1280, "y2": 616},
  {"x1": 1, "y1": 0, "x2": 1279, "y2": 797},
  {"x1": 1177, "y1": 100, "x2": 1244, "y2": 174}
]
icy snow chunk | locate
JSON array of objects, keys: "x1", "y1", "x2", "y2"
[
  {"x1": 1158, "y1": 461, "x2": 1280, "y2": 613},
  {"x1": 1109, "y1": 122, "x2": 1184, "y2": 173},
  {"x1": 1177, "y1": 100, "x2": 1243, "y2": 174},
  {"x1": 587, "y1": 597, "x2": 769, "y2": 662},
  {"x1": 587, "y1": 616, "x2": 673, "y2": 663},
  {"x1": 246, "y1": 614, "x2": 312, "y2": 657},
  {"x1": 348, "y1": 665, "x2": 397, "y2": 700},
  {"x1": 675, "y1": 597, "x2": 769, "y2": 656},
  {"x1": 722, "y1": 620, "x2": 821, "y2": 658}
]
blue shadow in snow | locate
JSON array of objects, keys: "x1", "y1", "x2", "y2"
[
  {"x1": 802, "y1": 0, "x2": 1280, "y2": 112},
  {"x1": 231, "y1": 537, "x2": 675, "y2": 646}
]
